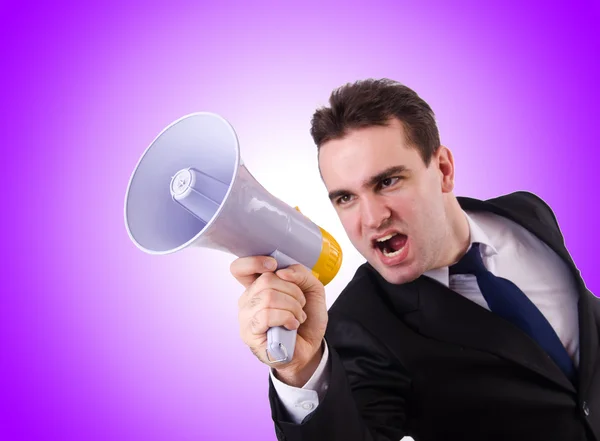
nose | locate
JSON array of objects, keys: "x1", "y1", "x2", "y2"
[{"x1": 361, "y1": 195, "x2": 391, "y2": 229}]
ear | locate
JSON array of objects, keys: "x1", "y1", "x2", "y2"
[{"x1": 435, "y1": 145, "x2": 455, "y2": 193}]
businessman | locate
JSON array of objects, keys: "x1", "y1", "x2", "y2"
[{"x1": 231, "y1": 79, "x2": 600, "y2": 440}]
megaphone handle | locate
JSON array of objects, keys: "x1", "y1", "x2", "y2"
[
  {"x1": 266, "y1": 326, "x2": 298, "y2": 364},
  {"x1": 265, "y1": 250, "x2": 300, "y2": 364}
]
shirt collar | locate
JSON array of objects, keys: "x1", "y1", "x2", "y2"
[{"x1": 423, "y1": 211, "x2": 498, "y2": 288}]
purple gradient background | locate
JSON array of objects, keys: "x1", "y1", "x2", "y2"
[{"x1": 1, "y1": 0, "x2": 599, "y2": 440}]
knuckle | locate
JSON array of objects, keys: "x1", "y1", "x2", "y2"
[
  {"x1": 253, "y1": 273, "x2": 270, "y2": 291},
  {"x1": 294, "y1": 287, "x2": 306, "y2": 305},
  {"x1": 289, "y1": 263, "x2": 304, "y2": 273},
  {"x1": 258, "y1": 309, "x2": 270, "y2": 325},
  {"x1": 249, "y1": 313, "x2": 261, "y2": 333},
  {"x1": 261, "y1": 289, "x2": 278, "y2": 307},
  {"x1": 248, "y1": 293, "x2": 262, "y2": 308},
  {"x1": 286, "y1": 312, "x2": 298, "y2": 327},
  {"x1": 300, "y1": 271, "x2": 310, "y2": 286}
]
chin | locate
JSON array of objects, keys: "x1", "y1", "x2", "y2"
[{"x1": 371, "y1": 262, "x2": 420, "y2": 285}]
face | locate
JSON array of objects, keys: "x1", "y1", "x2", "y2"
[{"x1": 318, "y1": 119, "x2": 456, "y2": 284}]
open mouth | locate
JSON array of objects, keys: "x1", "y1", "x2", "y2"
[{"x1": 373, "y1": 232, "x2": 408, "y2": 258}]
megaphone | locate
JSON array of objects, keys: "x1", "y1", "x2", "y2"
[{"x1": 124, "y1": 112, "x2": 343, "y2": 364}]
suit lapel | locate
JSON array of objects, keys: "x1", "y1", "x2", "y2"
[
  {"x1": 366, "y1": 262, "x2": 577, "y2": 392},
  {"x1": 459, "y1": 193, "x2": 599, "y2": 394},
  {"x1": 416, "y1": 275, "x2": 577, "y2": 393},
  {"x1": 456, "y1": 193, "x2": 598, "y2": 394}
]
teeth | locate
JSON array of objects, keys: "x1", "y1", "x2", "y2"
[
  {"x1": 376, "y1": 233, "x2": 398, "y2": 242},
  {"x1": 382, "y1": 245, "x2": 405, "y2": 257}
]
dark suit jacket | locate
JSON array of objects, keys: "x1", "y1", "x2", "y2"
[{"x1": 269, "y1": 191, "x2": 600, "y2": 441}]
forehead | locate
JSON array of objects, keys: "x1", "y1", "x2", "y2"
[{"x1": 318, "y1": 120, "x2": 421, "y2": 188}]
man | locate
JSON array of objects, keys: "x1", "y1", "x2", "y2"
[{"x1": 231, "y1": 79, "x2": 600, "y2": 440}]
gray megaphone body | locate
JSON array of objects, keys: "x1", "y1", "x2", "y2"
[{"x1": 124, "y1": 112, "x2": 343, "y2": 364}]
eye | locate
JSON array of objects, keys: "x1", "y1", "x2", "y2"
[
  {"x1": 336, "y1": 194, "x2": 354, "y2": 205},
  {"x1": 380, "y1": 177, "x2": 400, "y2": 188}
]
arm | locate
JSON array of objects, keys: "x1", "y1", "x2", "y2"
[{"x1": 269, "y1": 314, "x2": 412, "y2": 441}]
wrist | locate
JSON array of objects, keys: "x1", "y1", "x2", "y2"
[{"x1": 274, "y1": 342, "x2": 324, "y2": 388}]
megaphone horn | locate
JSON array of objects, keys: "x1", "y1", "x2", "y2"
[{"x1": 124, "y1": 112, "x2": 343, "y2": 364}]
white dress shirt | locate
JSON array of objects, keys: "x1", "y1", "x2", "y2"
[{"x1": 270, "y1": 210, "x2": 581, "y2": 424}]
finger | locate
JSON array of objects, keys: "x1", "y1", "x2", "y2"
[
  {"x1": 247, "y1": 272, "x2": 307, "y2": 308},
  {"x1": 275, "y1": 264, "x2": 322, "y2": 294},
  {"x1": 230, "y1": 256, "x2": 278, "y2": 288},
  {"x1": 245, "y1": 288, "x2": 307, "y2": 324},
  {"x1": 249, "y1": 309, "x2": 301, "y2": 335}
]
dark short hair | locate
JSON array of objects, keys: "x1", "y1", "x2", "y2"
[{"x1": 310, "y1": 78, "x2": 441, "y2": 165}]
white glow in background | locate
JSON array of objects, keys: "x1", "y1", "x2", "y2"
[{"x1": 0, "y1": 1, "x2": 598, "y2": 440}]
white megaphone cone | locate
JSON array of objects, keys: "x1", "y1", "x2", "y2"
[{"x1": 124, "y1": 112, "x2": 343, "y2": 364}]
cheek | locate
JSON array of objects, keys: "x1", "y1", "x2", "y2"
[
  {"x1": 387, "y1": 192, "x2": 418, "y2": 220},
  {"x1": 393, "y1": 177, "x2": 438, "y2": 219},
  {"x1": 337, "y1": 209, "x2": 362, "y2": 240}
]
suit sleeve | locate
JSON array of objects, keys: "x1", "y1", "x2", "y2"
[{"x1": 269, "y1": 313, "x2": 412, "y2": 441}]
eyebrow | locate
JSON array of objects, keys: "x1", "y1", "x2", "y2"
[{"x1": 328, "y1": 165, "x2": 408, "y2": 201}]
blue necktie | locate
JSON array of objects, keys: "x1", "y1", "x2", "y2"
[{"x1": 449, "y1": 243, "x2": 576, "y2": 382}]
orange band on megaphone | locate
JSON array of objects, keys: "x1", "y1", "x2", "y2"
[{"x1": 313, "y1": 227, "x2": 343, "y2": 286}]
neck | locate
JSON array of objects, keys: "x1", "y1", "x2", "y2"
[{"x1": 439, "y1": 196, "x2": 471, "y2": 268}]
